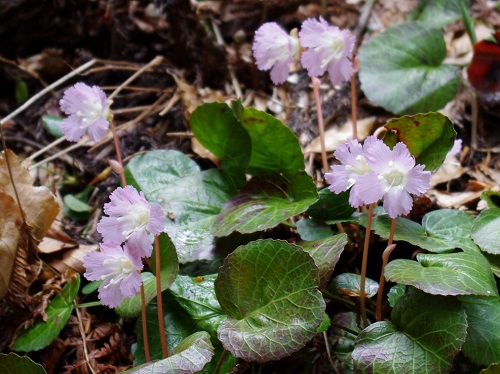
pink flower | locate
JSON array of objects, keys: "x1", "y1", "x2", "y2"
[
  {"x1": 83, "y1": 242, "x2": 143, "y2": 308},
  {"x1": 324, "y1": 137, "x2": 377, "y2": 208},
  {"x1": 356, "y1": 139, "x2": 431, "y2": 218},
  {"x1": 59, "y1": 82, "x2": 110, "y2": 142},
  {"x1": 253, "y1": 22, "x2": 300, "y2": 85},
  {"x1": 299, "y1": 17, "x2": 355, "y2": 86},
  {"x1": 97, "y1": 186, "x2": 165, "y2": 258}
]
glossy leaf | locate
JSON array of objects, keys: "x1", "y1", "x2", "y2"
[
  {"x1": 190, "y1": 102, "x2": 251, "y2": 185},
  {"x1": 235, "y1": 102, "x2": 305, "y2": 175},
  {"x1": 125, "y1": 150, "x2": 237, "y2": 263},
  {"x1": 387, "y1": 284, "x2": 406, "y2": 308},
  {"x1": 168, "y1": 274, "x2": 225, "y2": 338},
  {"x1": 373, "y1": 209, "x2": 479, "y2": 253},
  {"x1": 296, "y1": 218, "x2": 333, "y2": 241},
  {"x1": 116, "y1": 233, "x2": 179, "y2": 317},
  {"x1": 300, "y1": 233, "x2": 348, "y2": 288},
  {"x1": 459, "y1": 296, "x2": 500, "y2": 365},
  {"x1": 213, "y1": 171, "x2": 318, "y2": 237},
  {"x1": 215, "y1": 239, "x2": 325, "y2": 363},
  {"x1": 410, "y1": 0, "x2": 470, "y2": 29},
  {"x1": 306, "y1": 189, "x2": 355, "y2": 222},
  {"x1": 124, "y1": 332, "x2": 214, "y2": 374},
  {"x1": 353, "y1": 288, "x2": 467, "y2": 373},
  {"x1": 0, "y1": 353, "x2": 46, "y2": 374},
  {"x1": 12, "y1": 275, "x2": 80, "y2": 351},
  {"x1": 330, "y1": 273, "x2": 378, "y2": 298},
  {"x1": 471, "y1": 208, "x2": 500, "y2": 255},
  {"x1": 385, "y1": 251, "x2": 498, "y2": 297},
  {"x1": 383, "y1": 113, "x2": 456, "y2": 170},
  {"x1": 359, "y1": 22, "x2": 460, "y2": 114}
]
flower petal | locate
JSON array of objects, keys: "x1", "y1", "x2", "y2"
[{"x1": 383, "y1": 187, "x2": 413, "y2": 218}]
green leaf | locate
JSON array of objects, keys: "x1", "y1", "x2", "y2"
[
  {"x1": 482, "y1": 364, "x2": 500, "y2": 373},
  {"x1": 168, "y1": 274, "x2": 226, "y2": 338},
  {"x1": 330, "y1": 312, "x2": 363, "y2": 373},
  {"x1": 329, "y1": 273, "x2": 378, "y2": 298},
  {"x1": 410, "y1": 0, "x2": 470, "y2": 29},
  {"x1": 307, "y1": 189, "x2": 355, "y2": 222},
  {"x1": 235, "y1": 102, "x2": 304, "y2": 175},
  {"x1": 373, "y1": 209, "x2": 479, "y2": 253},
  {"x1": 383, "y1": 113, "x2": 456, "y2": 170},
  {"x1": 471, "y1": 208, "x2": 500, "y2": 255},
  {"x1": 63, "y1": 194, "x2": 91, "y2": 220},
  {"x1": 296, "y1": 218, "x2": 333, "y2": 241},
  {"x1": 124, "y1": 332, "x2": 214, "y2": 374},
  {"x1": 15, "y1": 76, "x2": 29, "y2": 105},
  {"x1": 387, "y1": 284, "x2": 406, "y2": 308},
  {"x1": 459, "y1": 296, "x2": 500, "y2": 365},
  {"x1": 125, "y1": 150, "x2": 237, "y2": 263},
  {"x1": 213, "y1": 171, "x2": 318, "y2": 237},
  {"x1": 300, "y1": 233, "x2": 348, "y2": 288},
  {"x1": 12, "y1": 275, "x2": 80, "y2": 352},
  {"x1": 359, "y1": 22, "x2": 460, "y2": 115},
  {"x1": 42, "y1": 115, "x2": 64, "y2": 138},
  {"x1": 481, "y1": 191, "x2": 500, "y2": 209},
  {"x1": 116, "y1": 233, "x2": 179, "y2": 317},
  {"x1": 190, "y1": 102, "x2": 251, "y2": 186},
  {"x1": 0, "y1": 353, "x2": 46, "y2": 374},
  {"x1": 215, "y1": 239, "x2": 325, "y2": 363},
  {"x1": 353, "y1": 288, "x2": 467, "y2": 373},
  {"x1": 385, "y1": 251, "x2": 498, "y2": 297}
]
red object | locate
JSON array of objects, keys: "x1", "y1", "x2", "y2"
[{"x1": 467, "y1": 32, "x2": 500, "y2": 94}]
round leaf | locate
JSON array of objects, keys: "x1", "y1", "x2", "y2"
[
  {"x1": 385, "y1": 251, "x2": 498, "y2": 297},
  {"x1": 353, "y1": 288, "x2": 467, "y2": 373},
  {"x1": 12, "y1": 275, "x2": 80, "y2": 351},
  {"x1": 213, "y1": 172, "x2": 318, "y2": 237},
  {"x1": 471, "y1": 208, "x2": 500, "y2": 255},
  {"x1": 459, "y1": 296, "x2": 500, "y2": 365},
  {"x1": 359, "y1": 22, "x2": 460, "y2": 114},
  {"x1": 124, "y1": 332, "x2": 214, "y2": 374},
  {"x1": 373, "y1": 209, "x2": 479, "y2": 253},
  {"x1": 383, "y1": 113, "x2": 456, "y2": 170},
  {"x1": 215, "y1": 239, "x2": 325, "y2": 363}
]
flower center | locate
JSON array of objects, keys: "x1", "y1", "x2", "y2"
[
  {"x1": 382, "y1": 169, "x2": 405, "y2": 192},
  {"x1": 77, "y1": 99, "x2": 104, "y2": 128},
  {"x1": 101, "y1": 257, "x2": 134, "y2": 285},
  {"x1": 318, "y1": 32, "x2": 345, "y2": 69},
  {"x1": 118, "y1": 204, "x2": 151, "y2": 239}
]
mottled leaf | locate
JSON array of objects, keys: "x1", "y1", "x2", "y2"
[
  {"x1": 383, "y1": 113, "x2": 456, "y2": 171},
  {"x1": 353, "y1": 288, "x2": 467, "y2": 373},
  {"x1": 300, "y1": 233, "x2": 348, "y2": 288},
  {"x1": 216, "y1": 239, "x2": 325, "y2": 363},
  {"x1": 385, "y1": 251, "x2": 498, "y2": 297},
  {"x1": 125, "y1": 332, "x2": 214, "y2": 374},
  {"x1": 214, "y1": 172, "x2": 318, "y2": 237},
  {"x1": 125, "y1": 150, "x2": 237, "y2": 263}
]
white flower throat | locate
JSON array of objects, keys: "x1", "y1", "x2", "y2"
[
  {"x1": 77, "y1": 98, "x2": 104, "y2": 128},
  {"x1": 118, "y1": 204, "x2": 150, "y2": 238},
  {"x1": 380, "y1": 161, "x2": 406, "y2": 192},
  {"x1": 318, "y1": 32, "x2": 345, "y2": 68}
]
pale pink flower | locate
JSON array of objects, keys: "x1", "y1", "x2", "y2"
[
  {"x1": 299, "y1": 17, "x2": 355, "y2": 86},
  {"x1": 356, "y1": 139, "x2": 431, "y2": 218},
  {"x1": 324, "y1": 136, "x2": 377, "y2": 208},
  {"x1": 59, "y1": 82, "x2": 110, "y2": 142},
  {"x1": 83, "y1": 242, "x2": 143, "y2": 308},
  {"x1": 447, "y1": 139, "x2": 462, "y2": 159},
  {"x1": 253, "y1": 22, "x2": 300, "y2": 85},
  {"x1": 97, "y1": 186, "x2": 165, "y2": 258}
]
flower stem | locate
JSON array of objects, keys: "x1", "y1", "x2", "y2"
[
  {"x1": 214, "y1": 349, "x2": 229, "y2": 374},
  {"x1": 376, "y1": 218, "x2": 397, "y2": 321},
  {"x1": 312, "y1": 77, "x2": 329, "y2": 173},
  {"x1": 350, "y1": 72, "x2": 358, "y2": 141},
  {"x1": 140, "y1": 283, "x2": 151, "y2": 362},
  {"x1": 359, "y1": 203, "x2": 375, "y2": 326},
  {"x1": 108, "y1": 115, "x2": 126, "y2": 187},
  {"x1": 155, "y1": 235, "x2": 169, "y2": 358}
]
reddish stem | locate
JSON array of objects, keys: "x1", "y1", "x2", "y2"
[{"x1": 312, "y1": 77, "x2": 329, "y2": 173}]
